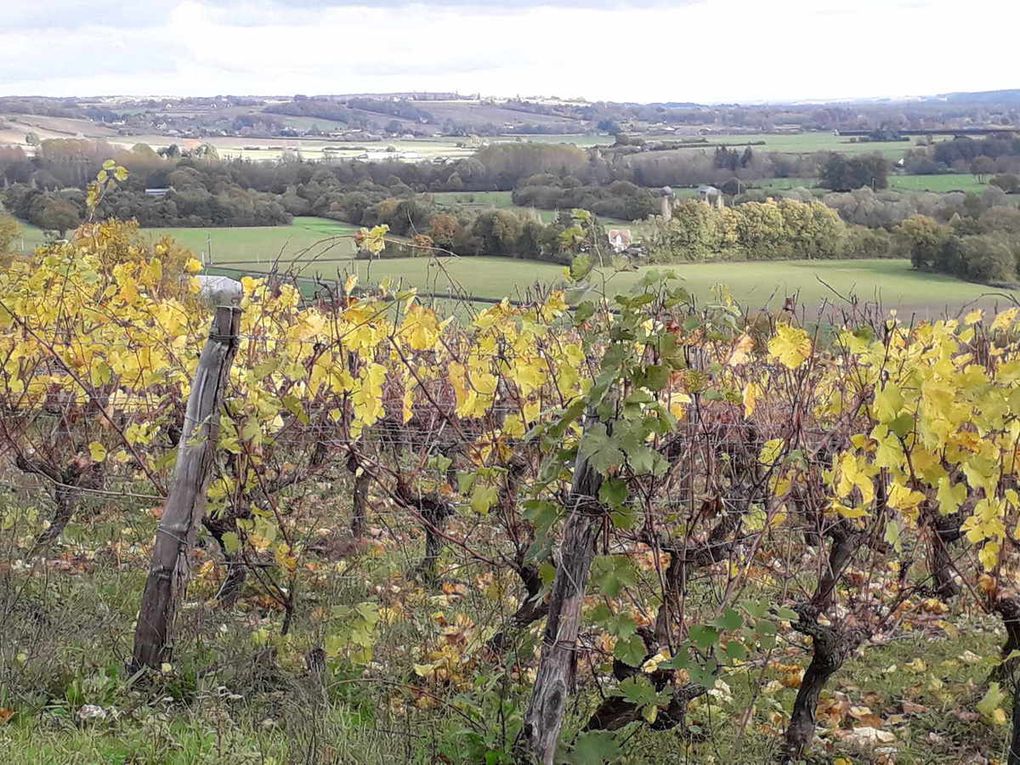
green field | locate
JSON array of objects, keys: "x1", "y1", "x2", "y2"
[
  {"x1": 430, "y1": 190, "x2": 517, "y2": 210},
  {"x1": 751, "y1": 177, "x2": 819, "y2": 192},
  {"x1": 888, "y1": 173, "x2": 989, "y2": 193},
  {"x1": 164, "y1": 217, "x2": 362, "y2": 266},
  {"x1": 752, "y1": 173, "x2": 993, "y2": 195},
  {"x1": 692, "y1": 132, "x2": 941, "y2": 159},
  {"x1": 431, "y1": 190, "x2": 555, "y2": 223},
  {"x1": 17, "y1": 217, "x2": 362, "y2": 265},
  {"x1": 207, "y1": 252, "x2": 1012, "y2": 316},
  {"x1": 17, "y1": 216, "x2": 1013, "y2": 314}
]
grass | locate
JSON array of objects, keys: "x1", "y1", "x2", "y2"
[
  {"x1": 164, "y1": 217, "x2": 362, "y2": 267},
  {"x1": 16, "y1": 217, "x2": 362, "y2": 266},
  {"x1": 208, "y1": 254, "x2": 1013, "y2": 316},
  {"x1": 18, "y1": 214, "x2": 1015, "y2": 316},
  {"x1": 751, "y1": 174, "x2": 994, "y2": 195},
  {"x1": 430, "y1": 190, "x2": 517, "y2": 211},
  {"x1": 692, "y1": 132, "x2": 945, "y2": 159},
  {"x1": 429, "y1": 190, "x2": 571, "y2": 226},
  {"x1": 0, "y1": 504, "x2": 1011, "y2": 764},
  {"x1": 888, "y1": 174, "x2": 989, "y2": 194},
  {"x1": 751, "y1": 177, "x2": 819, "y2": 192}
]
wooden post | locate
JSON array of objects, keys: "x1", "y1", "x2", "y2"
[
  {"x1": 130, "y1": 305, "x2": 241, "y2": 671},
  {"x1": 517, "y1": 430, "x2": 604, "y2": 764}
]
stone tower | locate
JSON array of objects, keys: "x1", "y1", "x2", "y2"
[{"x1": 659, "y1": 186, "x2": 674, "y2": 222}]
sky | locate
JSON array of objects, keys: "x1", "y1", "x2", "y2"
[{"x1": 3, "y1": 0, "x2": 1018, "y2": 104}]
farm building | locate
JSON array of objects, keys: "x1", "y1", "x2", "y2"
[
  {"x1": 607, "y1": 228, "x2": 633, "y2": 253},
  {"x1": 698, "y1": 185, "x2": 724, "y2": 208}
]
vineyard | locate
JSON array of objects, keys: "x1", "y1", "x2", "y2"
[{"x1": 3, "y1": 177, "x2": 1020, "y2": 763}]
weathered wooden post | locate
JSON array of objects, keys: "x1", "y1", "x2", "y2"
[
  {"x1": 517, "y1": 422, "x2": 605, "y2": 765},
  {"x1": 130, "y1": 302, "x2": 241, "y2": 671}
]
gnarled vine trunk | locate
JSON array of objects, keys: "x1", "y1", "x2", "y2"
[
  {"x1": 781, "y1": 617, "x2": 863, "y2": 762},
  {"x1": 395, "y1": 477, "x2": 454, "y2": 583},
  {"x1": 348, "y1": 451, "x2": 370, "y2": 539},
  {"x1": 16, "y1": 455, "x2": 102, "y2": 550},
  {"x1": 994, "y1": 597, "x2": 1020, "y2": 765},
  {"x1": 203, "y1": 507, "x2": 248, "y2": 607}
]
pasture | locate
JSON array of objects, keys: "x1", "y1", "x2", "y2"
[
  {"x1": 888, "y1": 173, "x2": 989, "y2": 193},
  {"x1": 211, "y1": 250, "x2": 1011, "y2": 316},
  {"x1": 17, "y1": 217, "x2": 361, "y2": 265},
  {"x1": 17, "y1": 216, "x2": 1012, "y2": 315},
  {"x1": 752, "y1": 174, "x2": 993, "y2": 195},
  {"x1": 17, "y1": 216, "x2": 1011, "y2": 314},
  {"x1": 692, "y1": 131, "x2": 942, "y2": 159}
]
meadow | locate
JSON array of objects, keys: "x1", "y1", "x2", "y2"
[
  {"x1": 19, "y1": 216, "x2": 1011, "y2": 314},
  {"x1": 888, "y1": 174, "x2": 990, "y2": 193},
  {"x1": 751, "y1": 173, "x2": 991, "y2": 195},
  {"x1": 218, "y1": 249, "x2": 1009, "y2": 316},
  {"x1": 18, "y1": 217, "x2": 362, "y2": 266},
  {"x1": 693, "y1": 132, "x2": 944, "y2": 159}
]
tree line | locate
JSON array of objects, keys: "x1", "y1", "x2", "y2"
[
  {"x1": 895, "y1": 206, "x2": 1020, "y2": 285},
  {"x1": 648, "y1": 197, "x2": 852, "y2": 262}
]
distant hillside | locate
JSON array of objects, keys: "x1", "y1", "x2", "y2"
[
  {"x1": 3, "y1": 89, "x2": 1020, "y2": 145},
  {"x1": 939, "y1": 89, "x2": 1020, "y2": 104}
]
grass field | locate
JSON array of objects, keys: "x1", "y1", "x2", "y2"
[
  {"x1": 17, "y1": 217, "x2": 362, "y2": 265},
  {"x1": 206, "y1": 252, "x2": 1013, "y2": 316},
  {"x1": 430, "y1": 190, "x2": 517, "y2": 210},
  {"x1": 752, "y1": 174, "x2": 994, "y2": 195},
  {"x1": 888, "y1": 174, "x2": 989, "y2": 194},
  {"x1": 751, "y1": 177, "x2": 819, "y2": 192},
  {"x1": 18, "y1": 216, "x2": 1014, "y2": 315},
  {"x1": 694, "y1": 132, "x2": 942, "y2": 159}
]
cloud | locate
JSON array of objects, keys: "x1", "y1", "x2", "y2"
[
  {"x1": 4, "y1": 0, "x2": 698, "y2": 28},
  {"x1": 1, "y1": 0, "x2": 1018, "y2": 102},
  {"x1": 4, "y1": 0, "x2": 180, "y2": 29}
]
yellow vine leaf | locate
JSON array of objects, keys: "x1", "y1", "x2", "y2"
[
  {"x1": 992, "y1": 308, "x2": 1019, "y2": 332},
  {"x1": 727, "y1": 333, "x2": 754, "y2": 367},
  {"x1": 768, "y1": 325, "x2": 811, "y2": 370},
  {"x1": 742, "y1": 381, "x2": 762, "y2": 418}
]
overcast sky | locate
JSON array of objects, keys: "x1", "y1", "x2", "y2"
[{"x1": 3, "y1": 0, "x2": 1017, "y2": 103}]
